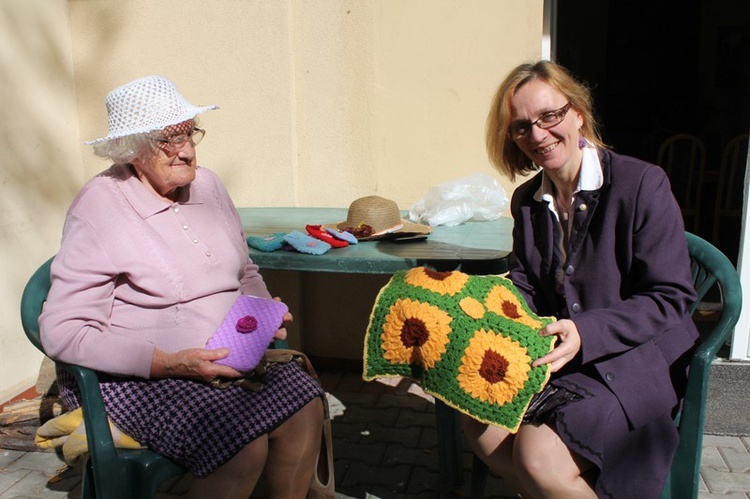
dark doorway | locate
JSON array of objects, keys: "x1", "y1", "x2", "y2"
[{"x1": 556, "y1": 0, "x2": 750, "y2": 262}]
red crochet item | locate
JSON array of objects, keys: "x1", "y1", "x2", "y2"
[{"x1": 306, "y1": 225, "x2": 349, "y2": 248}]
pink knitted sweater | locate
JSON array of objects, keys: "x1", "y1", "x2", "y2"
[{"x1": 39, "y1": 164, "x2": 271, "y2": 379}]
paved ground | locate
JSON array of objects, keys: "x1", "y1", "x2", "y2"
[{"x1": 1, "y1": 369, "x2": 749, "y2": 498}]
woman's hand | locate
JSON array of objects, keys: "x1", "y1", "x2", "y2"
[
  {"x1": 531, "y1": 319, "x2": 582, "y2": 373},
  {"x1": 273, "y1": 296, "x2": 293, "y2": 341},
  {"x1": 150, "y1": 348, "x2": 242, "y2": 382}
]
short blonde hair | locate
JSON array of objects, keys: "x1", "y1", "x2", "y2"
[{"x1": 486, "y1": 60, "x2": 605, "y2": 181}]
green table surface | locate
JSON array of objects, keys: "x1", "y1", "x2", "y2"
[{"x1": 239, "y1": 207, "x2": 513, "y2": 274}]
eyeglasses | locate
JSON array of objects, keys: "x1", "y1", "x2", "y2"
[
  {"x1": 152, "y1": 128, "x2": 205, "y2": 153},
  {"x1": 508, "y1": 102, "x2": 571, "y2": 140}
]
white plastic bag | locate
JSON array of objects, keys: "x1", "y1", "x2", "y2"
[{"x1": 408, "y1": 173, "x2": 509, "y2": 227}]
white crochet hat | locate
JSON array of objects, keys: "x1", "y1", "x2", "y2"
[{"x1": 85, "y1": 75, "x2": 218, "y2": 145}]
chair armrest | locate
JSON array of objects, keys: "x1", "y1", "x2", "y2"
[{"x1": 62, "y1": 363, "x2": 120, "y2": 466}]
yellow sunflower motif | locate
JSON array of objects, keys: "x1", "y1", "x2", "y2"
[
  {"x1": 381, "y1": 298, "x2": 452, "y2": 368},
  {"x1": 485, "y1": 284, "x2": 542, "y2": 330},
  {"x1": 404, "y1": 267, "x2": 469, "y2": 296},
  {"x1": 459, "y1": 296, "x2": 486, "y2": 319},
  {"x1": 457, "y1": 329, "x2": 532, "y2": 406}
]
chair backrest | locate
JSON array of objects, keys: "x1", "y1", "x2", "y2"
[
  {"x1": 656, "y1": 134, "x2": 706, "y2": 233},
  {"x1": 662, "y1": 232, "x2": 743, "y2": 499},
  {"x1": 713, "y1": 133, "x2": 749, "y2": 247},
  {"x1": 20, "y1": 257, "x2": 54, "y2": 353}
]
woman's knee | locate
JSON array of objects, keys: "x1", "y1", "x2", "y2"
[
  {"x1": 195, "y1": 437, "x2": 268, "y2": 482},
  {"x1": 270, "y1": 396, "x2": 324, "y2": 443},
  {"x1": 230, "y1": 436, "x2": 270, "y2": 474},
  {"x1": 292, "y1": 396, "x2": 324, "y2": 430},
  {"x1": 513, "y1": 425, "x2": 593, "y2": 493},
  {"x1": 461, "y1": 415, "x2": 515, "y2": 475},
  {"x1": 302, "y1": 396, "x2": 324, "y2": 424},
  {"x1": 186, "y1": 437, "x2": 268, "y2": 499}
]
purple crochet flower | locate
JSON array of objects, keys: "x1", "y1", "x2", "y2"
[{"x1": 236, "y1": 315, "x2": 258, "y2": 333}]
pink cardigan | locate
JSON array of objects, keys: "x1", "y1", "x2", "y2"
[{"x1": 40, "y1": 164, "x2": 271, "y2": 379}]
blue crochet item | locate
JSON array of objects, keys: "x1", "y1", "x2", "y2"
[
  {"x1": 283, "y1": 231, "x2": 331, "y2": 255},
  {"x1": 247, "y1": 232, "x2": 286, "y2": 252},
  {"x1": 325, "y1": 227, "x2": 358, "y2": 244}
]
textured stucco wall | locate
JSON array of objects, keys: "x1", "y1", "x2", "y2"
[
  {"x1": 0, "y1": 0, "x2": 81, "y2": 402},
  {"x1": 0, "y1": 0, "x2": 544, "y2": 401}
]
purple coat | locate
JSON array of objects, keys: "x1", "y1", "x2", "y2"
[{"x1": 508, "y1": 149, "x2": 700, "y2": 497}]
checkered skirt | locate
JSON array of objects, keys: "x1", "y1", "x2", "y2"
[{"x1": 56, "y1": 362, "x2": 324, "y2": 477}]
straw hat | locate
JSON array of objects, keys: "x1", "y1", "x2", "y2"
[
  {"x1": 85, "y1": 75, "x2": 218, "y2": 145},
  {"x1": 335, "y1": 196, "x2": 431, "y2": 240}
]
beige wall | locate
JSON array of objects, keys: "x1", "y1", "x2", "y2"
[
  {"x1": 1, "y1": 0, "x2": 544, "y2": 402},
  {"x1": 0, "y1": 0, "x2": 82, "y2": 402}
]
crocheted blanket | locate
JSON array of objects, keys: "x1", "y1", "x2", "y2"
[{"x1": 363, "y1": 267, "x2": 556, "y2": 433}]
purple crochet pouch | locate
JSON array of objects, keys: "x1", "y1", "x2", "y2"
[{"x1": 205, "y1": 295, "x2": 289, "y2": 372}]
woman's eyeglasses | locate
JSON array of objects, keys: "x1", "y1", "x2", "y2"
[
  {"x1": 153, "y1": 128, "x2": 205, "y2": 153},
  {"x1": 508, "y1": 103, "x2": 571, "y2": 140}
]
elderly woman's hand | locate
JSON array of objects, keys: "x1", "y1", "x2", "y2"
[
  {"x1": 531, "y1": 319, "x2": 582, "y2": 373},
  {"x1": 151, "y1": 348, "x2": 242, "y2": 382},
  {"x1": 273, "y1": 297, "x2": 293, "y2": 341}
]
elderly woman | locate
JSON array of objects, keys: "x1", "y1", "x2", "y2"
[
  {"x1": 462, "y1": 61, "x2": 700, "y2": 498},
  {"x1": 39, "y1": 75, "x2": 324, "y2": 498}
]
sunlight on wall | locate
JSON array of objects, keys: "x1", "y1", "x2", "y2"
[
  {"x1": 0, "y1": 0, "x2": 82, "y2": 402},
  {"x1": 1, "y1": 0, "x2": 544, "y2": 400}
]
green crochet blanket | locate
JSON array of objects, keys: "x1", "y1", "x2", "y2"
[{"x1": 363, "y1": 267, "x2": 556, "y2": 433}]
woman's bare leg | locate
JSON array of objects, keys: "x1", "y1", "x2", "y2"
[
  {"x1": 186, "y1": 435, "x2": 268, "y2": 499},
  {"x1": 513, "y1": 423, "x2": 596, "y2": 499},
  {"x1": 264, "y1": 396, "x2": 324, "y2": 498},
  {"x1": 462, "y1": 414, "x2": 531, "y2": 497}
]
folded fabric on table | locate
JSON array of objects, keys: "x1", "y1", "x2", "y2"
[
  {"x1": 247, "y1": 232, "x2": 286, "y2": 252},
  {"x1": 363, "y1": 267, "x2": 556, "y2": 433},
  {"x1": 306, "y1": 224, "x2": 349, "y2": 248},
  {"x1": 325, "y1": 227, "x2": 358, "y2": 244},
  {"x1": 283, "y1": 231, "x2": 331, "y2": 255}
]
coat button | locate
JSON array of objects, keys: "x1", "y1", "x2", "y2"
[
  {"x1": 579, "y1": 203, "x2": 588, "y2": 212},
  {"x1": 565, "y1": 265, "x2": 575, "y2": 276},
  {"x1": 571, "y1": 303, "x2": 582, "y2": 313},
  {"x1": 605, "y1": 372, "x2": 614, "y2": 381}
]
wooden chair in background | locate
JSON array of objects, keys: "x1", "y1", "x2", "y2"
[
  {"x1": 713, "y1": 133, "x2": 749, "y2": 247},
  {"x1": 657, "y1": 133, "x2": 707, "y2": 234}
]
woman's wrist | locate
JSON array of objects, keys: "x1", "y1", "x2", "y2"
[{"x1": 150, "y1": 348, "x2": 170, "y2": 378}]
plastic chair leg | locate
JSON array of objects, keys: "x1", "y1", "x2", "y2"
[{"x1": 81, "y1": 458, "x2": 95, "y2": 499}]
